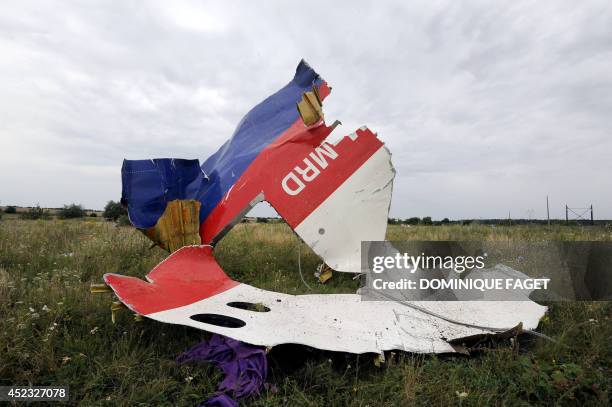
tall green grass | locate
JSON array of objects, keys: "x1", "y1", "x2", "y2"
[{"x1": 0, "y1": 219, "x2": 609, "y2": 405}]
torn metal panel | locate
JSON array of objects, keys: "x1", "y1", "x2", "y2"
[
  {"x1": 290, "y1": 130, "x2": 394, "y2": 272},
  {"x1": 119, "y1": 61, "x2": 394, "y2": 273},
  {"x1": 120, "y1": 60, "x2": 330, "y2": 234},
  {"x1": 202, "y1": 126, "x2": 394, "y2": 273},
  {"x1": 104, "y1": 246, "x2": 547, "y2": 355}
]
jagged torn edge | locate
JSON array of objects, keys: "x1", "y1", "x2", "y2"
[
  {"x1": 104, "y1": 246, "x2": 547, "y2": 355},
  {"x1": 204, "y1": 124, "x2": 395, "y2": 274}
]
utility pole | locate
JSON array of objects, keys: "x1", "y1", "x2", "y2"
[
  {"x1": 546, "y1": 196, "x2": 550, "y2": 226},
  {"x1": 565, "y1": 205, "x2": 568, "y2": 224},
  {"x1": 591, "y1": 204, "x2": 594, "y2": 225}
]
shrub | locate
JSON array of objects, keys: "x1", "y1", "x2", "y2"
[
  {"x1": 4, "y1": 206, "x2": 16, "y2": 214},
  {"x1": 117, "y1": 214, "x2": 132, "y2": 226},
  {"x1": 89, "y1": 213, "x2": 97, "y2": 217},
  {"x1": 256, "y1": 217, "x2": 269, "y2": 223},
  {"x1": 404, "y1": 217, "x2": 420, "y2": 225},
  {"x1": 20, "y1": 205, "x2": 50, "y2": 220},
  {"x1": 421, "y1": 216, "x2": 433, "y2": 225},
  {"x1": 58, "y1": 204, "x2": 85, "y2": 219},
  {"x1": 103, "y1": 200, "x2": 127, "y2": 221}
]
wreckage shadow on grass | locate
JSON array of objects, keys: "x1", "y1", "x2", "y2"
[{"x1": 264, "y1": 331, "x2": 540, "y2": 377}]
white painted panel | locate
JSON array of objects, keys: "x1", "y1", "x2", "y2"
[
  {"x1": 148, "y1": 283, "x2": 547, "y2": 354},
  {"x1": 294, "y1": 145, "x2": 394, "y2": 273}
]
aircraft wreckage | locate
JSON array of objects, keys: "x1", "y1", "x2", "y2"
[{"x1": 98, "y1": 60, "x2": 546, "y2": 355}]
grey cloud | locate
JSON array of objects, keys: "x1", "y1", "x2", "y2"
[{"x1": 0, "y1": 0, "x2": 610, "y2": 219}]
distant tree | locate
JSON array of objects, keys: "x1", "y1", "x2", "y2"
[
  {"x1": 256, "y1": 217, "x2": 268, "y2": 223},
  {"x1": 89, "y1": 212, "x2": 97, "y2": 217},
  {"x1": 441, "y1": 218, "x2": 450, "y2": 224},
  {"x1": 103, "y1": 201, "x2": 127, "y2": 221},
  {"x1": 58, "y1": 204, "x2": 85, "y2": 219},
  {"x1": 421, "y1": 216, "x2": 433, "y2": 225},
  {"x1": 4, "y1": 206, "x2": 16, "y2": 214},
  {"x1": 20, "y1": 205, "x2": 50, "y2": 220},
  {"x1": 405, "y1": 217, "x2": 420, "y2": 225},
  {"x1": 388, "y1": 218, "x2": 399, "y2": 225}
]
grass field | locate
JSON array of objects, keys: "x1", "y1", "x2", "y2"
[{"x1": 0, "y1": 219, "x2": 610, "y2": 406}]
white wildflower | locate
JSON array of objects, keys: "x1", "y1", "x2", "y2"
[{"x1": 456, "y1": 391, "x2": 468, "y2": 399}]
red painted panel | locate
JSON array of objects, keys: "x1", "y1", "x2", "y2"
[
  {"x1": 104, "y1": 246, "x2": 238, "y2": 315},
  {"x1": 200, "y1": 126, "x2": 383, "y2": 242}
]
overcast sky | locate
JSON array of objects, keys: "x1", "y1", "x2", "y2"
[{"x1": 1, "y1": 0, "x2": 611, "y2": 220}]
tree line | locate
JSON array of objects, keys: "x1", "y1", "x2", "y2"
[
  {"x1": 3, "y1": 204, "x2": 607, "y2": 226},
  {"x1": 1, "y1": 201, "x2": 127, "y2": 222},
  {"x1": 388, "y1": 216, "x2": 449, "y2": 225}
]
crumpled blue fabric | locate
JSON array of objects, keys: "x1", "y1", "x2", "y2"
[{"x1": 177, "y1": 334, "x2": 268, "y2": 406}]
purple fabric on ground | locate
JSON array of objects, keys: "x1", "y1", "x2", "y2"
[
  {"x1": 177, "y1": 334, "x2": 268, "y2": 406},
  {"x1": 199, "y1": 394, "x2": 237, "y2": 407}
]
